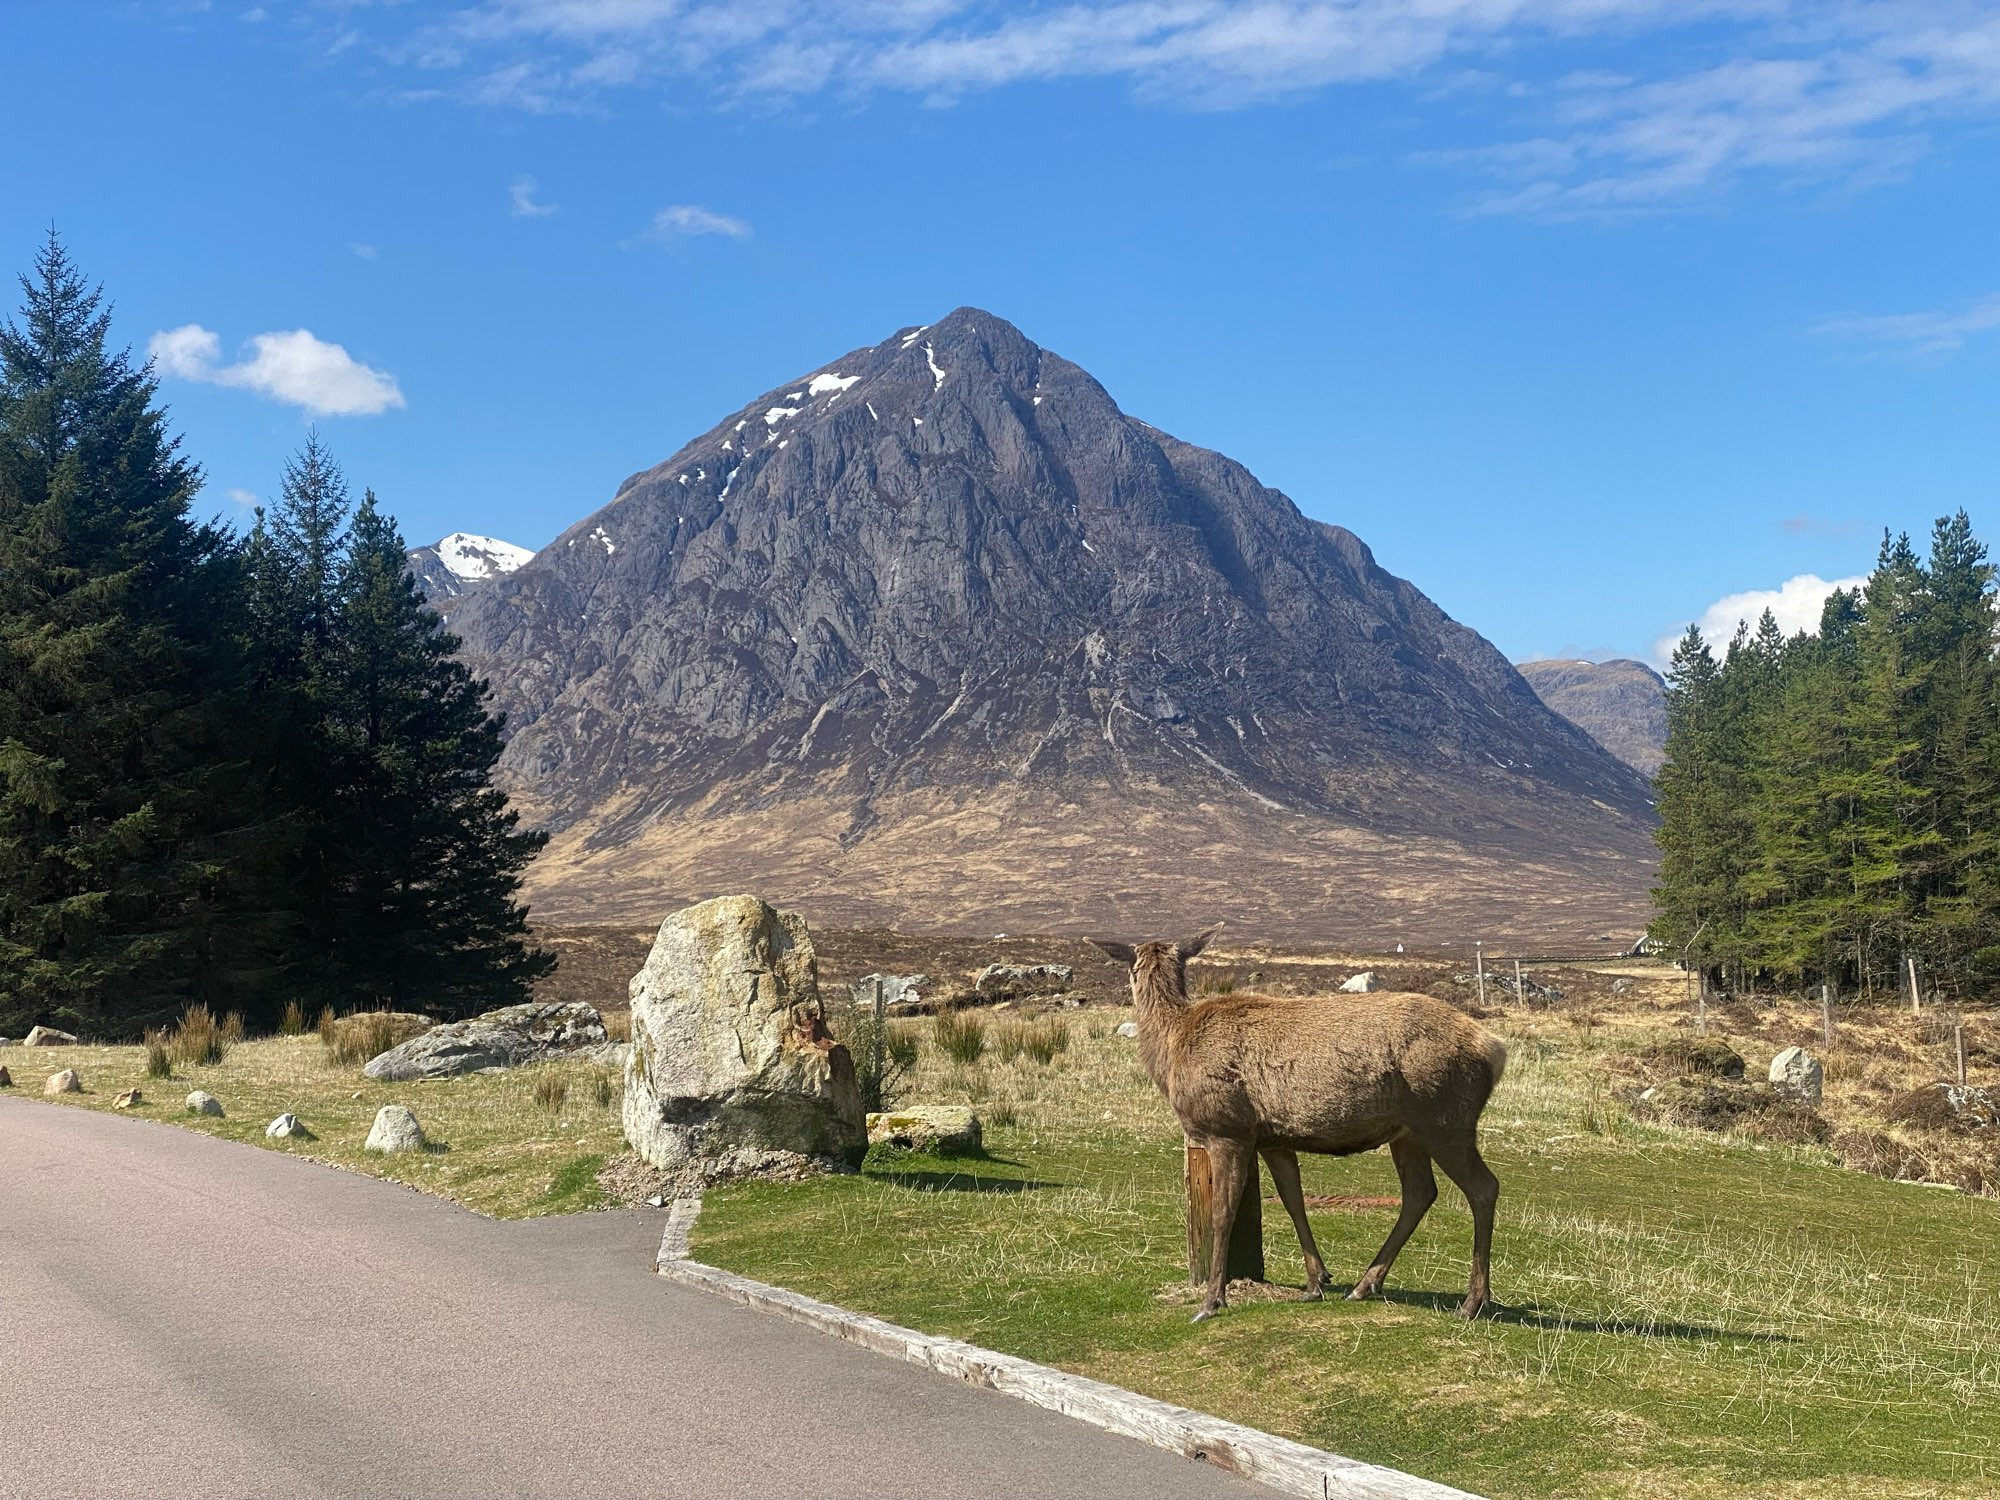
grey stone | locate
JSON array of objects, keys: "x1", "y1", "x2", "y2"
[
  {"x1": 43, "y1": 1069, "x2": 80, "y2": 1095},
  {"x1": 185, "y1": 1090, "x2": 223, "y2": 1117},
  {"x1": 973, "y1": 963, "x2": 1073, "y2": 999},
  {"x1": 623, "y1": 894, "x2": 866, "y2": 1184},
  {"x1": 851, "y1": 973, "x2": 927, "y2": 1008},
  {"x1": 1768, "y1": 1046, "x2": 1823, "y2": 1106},
  {"x1": 362, "y1": 1001, "x2": 608, "y2": 1082},
  {"x1": 1115, "y1": 1021, "x2": 1139, "y2": 1039},
  {"x1": 24, "y1": 1026, "x2": 78, "y2": 1047},
  {"x1": 365, "y1": 1104, "x2": 426, "y2": 1153},
  {"x1": 266, "y1": 1113, "x2": 312, "y2": 1139},
  {"x1": 867, "y1": 1105, "x2": 982, "y2": 1155},
  {"x1": 1338, "y1": 971, "x2": 1376, "y2": 993},
  {"x1": 1610, "y1": 978, "x2": 1634, "y2": 995}
]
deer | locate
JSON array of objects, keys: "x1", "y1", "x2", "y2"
[{"x1": 1090, "y1": 928, "x2": 1507, "y2": 1323}]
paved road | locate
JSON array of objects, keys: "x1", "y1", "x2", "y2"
[{"x1": 2, "y1": 1098, "x2": 1257, "y2": 1500}]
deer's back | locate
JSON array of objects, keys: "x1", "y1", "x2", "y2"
[{"x1": 1165, "y1": 990, "x2": 1500, "y2": 1150}]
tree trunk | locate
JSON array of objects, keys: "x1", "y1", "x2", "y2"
[{"x1": 1186, "y1": 1143, "x2": 1264, "y2": 1286}]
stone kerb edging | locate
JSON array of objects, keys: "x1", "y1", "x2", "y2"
[{"x1": 653, "y1": 1199, "x2": 1484, "y2": 1500}]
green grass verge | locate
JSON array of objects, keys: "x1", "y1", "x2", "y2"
[
  {"x1": 7, "y1": 1035, "x2": 624, "y2": 1218},
  {"x1": 694, "y1": 1017, "x2": 2000, "y2": 1500}
]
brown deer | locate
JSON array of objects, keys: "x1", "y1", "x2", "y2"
[{"x1": 1090, "y1": 928, "x2": 1507, "y2": 1322}]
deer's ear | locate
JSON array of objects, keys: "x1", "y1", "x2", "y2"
[
  {"x1": 1088, "y1": 938, "x2": 1139, "y2": 968},
  {"x1": 1177, "y1": 925, "x2": 1222, "y2": 960}
]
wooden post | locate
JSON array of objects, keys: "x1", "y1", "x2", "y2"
[
  {"x1": 1185, "y1": 1143, "x2": 1263, "y2": 1287},
  {"x1": 1513, "y1": 958, "x2": 1526, "y2": 1005},
  {"x1": 1956, "y1": 1017, "x2": 1968, "y2": 1087},
  {"x1": 1697, "y1": 968, "x2": 1708, "y2": 1037},
  {"x1": 1908, "y1": 955, "x2": 1921, "y2": 1016},
  {"x1": 1821, "y1": 982, "x2": 1835, "y2": 1048},
  {"x1": 1475, "y1": 942, "x2": 1486, "y2": 1008}
]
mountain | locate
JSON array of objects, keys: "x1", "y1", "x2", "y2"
[
  {"x1": 450, "y1": 308, "x2": 1659, "y2": 947},
  {"x1": 407, "y1": 533, "x2": 534, "y2": 611},
  {"x1": 1516, "y1": 658, "x2": 1668, "y2": 777}
]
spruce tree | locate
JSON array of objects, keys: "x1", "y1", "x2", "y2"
[
  {"x1": 0, "y1": 235, "x2": 282, "y2": 1033},
  {"x1": 327, "y1": 491, "x2": 551, "y2": 1015},
  {"x1": 1651, "y1": 626, "x2": 1736, "y2": 985}
]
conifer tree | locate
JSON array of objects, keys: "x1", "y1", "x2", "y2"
[
  {"x1": 0, "y1": 235, "x2": 281, "y2": 1033},
  {"x1": 1652, "y1": 626, "x2": 1735, "y2": 984},
  {"x1": 327, "y1": 491, "x2": 552, "y2": 1014}
]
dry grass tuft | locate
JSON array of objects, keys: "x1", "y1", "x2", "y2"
[
  {"x1": 932, "y1": 1009, "x2": 988, "y2": 1066},
  {"x1": 996, "y1": 1016, "x2": 1071, "y2": 1065},
  {"x1": 532, "y1": 1071, "x2": 569, "y2": 1113},
  {"x1": 589, "y1": 1069, "x2": 617, "y2": 1108},
  {"x1": 277, "y1": 1000, "x2": 309, "y2": 1037},
  {"x1": 167, "y1": 1005, "x2": 230, "y2": 1068},
  {"x1": 143, "y1": 1028, "x2": 172, "y2": 1079}
]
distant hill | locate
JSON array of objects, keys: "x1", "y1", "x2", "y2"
[
  {"x1": 446, "y1": 308, "x2": 1659, "y2": 947},
  {"x1": 407, "y1": 533, "x2": 533, "y2": 613},
  {"x1": 1516, "y1": 658, "x2": 1667, "y2": 776}
]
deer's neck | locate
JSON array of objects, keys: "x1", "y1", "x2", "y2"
[{"x1": 1130, "y1": 957, "x2": 1191, "y2": 1090}]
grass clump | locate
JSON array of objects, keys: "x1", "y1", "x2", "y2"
[
  {"x1": 322, "y1": 1009, "x2": 423, "y2": 1067},
  {"x1": 932, "y1": 1009, "x2": 988, "y2": 1067},
  {"x1": 996, "y1": 1016, "x2": 1070, "y2": 1066},
  {"x1": 277, "y1": 1000, "x2": 309, "y2": 1037},
  {"x1": 143, "y1": 1028, "x2": 172, "y2": 1079},
  {"x1": 167, "y1": 1005, "x2": 231, "y2": 1068},
  {"x1": 532, "y1": 1071, "x2": 570, "y2": 1113},
  {"x1": 589, "y1": 1069, "x2": 617, "y2": 1108}
]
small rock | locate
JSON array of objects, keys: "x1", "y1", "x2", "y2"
[
  {"x1": 1610, "y1": 978, "x2": 1634, "y2": 995},
  {"x1": 851, "y1": 973, "x2": 927, "y2": 1009},
  {"x1": 645, "y1": 1194, "x2": 666, "y2": 1208},
  {"x1": 113, "y1": 1088, "x2": 143, "y2": 1109},
  {"x1": 365, "y1": 1103, "x2": 426, "y2": 1153},
  {"x1": 867, "y1": 1105, "x2": 983, "y2": 1155},
  {"x1": 1338, "y1": 971, "x2": 1376, "y2": 994},
  {"x1": 0, "y1": 1065, "x2": 11, "y2": 1087},
  {"x1": 185, "y1": 1090, "x2": 224, "y2": 1117},
  {"x1": 24, "y1": 1025, "x2": 79, "y2": 1047},
  {"x1": 1769, "y1": 1046, "x2": 1824, "y2": 1106},
  {"x1": 265, "y1": 1112, "x2": 312, "y2": 1139},
  {"x1": 1116, "y1": 1021, "x2": 1140, "y2": 1039},
  {"x1": 43, "y1": 1069, "x2": 80, "y2": 1095}
]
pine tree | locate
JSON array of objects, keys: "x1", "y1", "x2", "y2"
[
  {"x1": 326, "y1": 491, "x2": 552, "y2": 1014},
  {"x1": 0, "y1": 235, "x2": 282, "y2": 1033},
  {"x1": 1651, "y1": 626, "x2": 1737, "y2": 984}
]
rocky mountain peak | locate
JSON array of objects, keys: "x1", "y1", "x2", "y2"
[
  {"x1": 449, "y1": 309, "x2": 1658, "y2": 943},
  {"x1": 407, "y1": 533, "x2": 534, "y2": 610}
]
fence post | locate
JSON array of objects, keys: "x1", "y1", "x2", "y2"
[
  {"x1": 1908, "y1": 955, "x2": 1922, "y2": 1016},
  {"x1": 1957, "y1": 1016, "x2": 1968, "y2": 1088},
  {"x1": 1475, "y1": 942, "x2": 1486, "y2": 1009},
  {"x1": 871, "y1": 977, "x2": 887, "y2": 1110},
  {"x1": 1186, "y1": 1143, "x2": 1264, "y2": 1287},
  {"x1": 1513, "y1": 958, "x2": 1526, "y2": 1006},
  {"x1": 1821, "y1": 982, "x2": 1835, "y2": 1048}
]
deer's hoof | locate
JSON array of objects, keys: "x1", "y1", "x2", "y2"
[
  {"x1": 1301, "y1": 1285, "x2": 1325, "y2": 1303},
  {"x1": 1454, "y1": 1297, "x2": 1490, "y2": 1322},
  {"x1": 1190, "y1": 1305, "x2": 1222, "y2": 1325},
  {"x1": 1346, "y1": 1282, "x2": 1379, "y2": 1302}
]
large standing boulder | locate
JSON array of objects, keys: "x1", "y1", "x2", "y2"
[
  {"x1": 624, "y1": 895, "x2": 866, "y2": 1183},
  {"x1": 361, "y1": 1002, "x2": 608, "y2": 1082}
]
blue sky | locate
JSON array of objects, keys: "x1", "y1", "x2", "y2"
[{"x1": 5, "y1": 1, "x2": 1997, "y2": 666}]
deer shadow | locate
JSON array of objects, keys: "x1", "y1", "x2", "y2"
[
  {"x1": 868, "y1": 1162, "x2": 1061, "y2": 1195},
  {"x1": 1342, "y1": 1285, "x2": 1795, "y2": 1343}
]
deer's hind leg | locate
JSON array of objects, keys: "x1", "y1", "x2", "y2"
[
  {"x1": 1348, "y1": 1134, "x2": 1437, "y2": 1301},
  {"x1": 1261, "y1": 1146, "x2": 1327, "y2": 1301},
  {"x1": 1425, "y1": 1130, "x2": 1499, "y2": 1320},
  {"x1": 1192, "y1": 1136, "x2": 1255, "y2": 1324}
]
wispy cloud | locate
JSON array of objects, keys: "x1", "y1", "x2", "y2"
[
  {"x1": 1652, "y1": 571, "x2": 1867, "y2": 666},
  {"x1": 1780, "y1": 513, "x2": 1864, "y2": 539},
  {"x1": 350, "y1": 241, "x2": 379, "y2": 260},
  {"x1": 509, "y1": 174, "x2": 557, "y2": 217},
  {"x1": 348, "y1": 2, "x2": 2000, "y2": 216},
  {"x1": 149, "y1": 324, "x2": 406, "y2": 416},
  {"x1": 225, "y1": 487, "x2": 261, "y2": 508},
  {"x1": 1812, "y1": 291, "x2": 2000, "y2": 357},
  {"x1": 644, "y1": 204, "x2": 752, "y2": 241}
]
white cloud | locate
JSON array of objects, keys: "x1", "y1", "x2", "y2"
[
  {"x1": 1652, "y1": 571, "x2": 1867, "y2": 666},
  {"x1": 1812, "y1": 292, "x2": 2000, "y2": 357},
  {"x1": 645, "y1": 203, "x2": 752, "y2": 241},
  {"x1": 225, "y1": 487, "x2": 260, "y2": 508},
  {"x1": 365, "y1": 2, "x2": 2000, "y2": 215},
  {"x1": 510, "y1": 175, "x2": 557, "y2": 216},
  {"x1": 350, "y1": 241, "x2": 380, "y2": 259},
  {"x1": 147, "y1": 324, "x2": 406, "y2": 417}
]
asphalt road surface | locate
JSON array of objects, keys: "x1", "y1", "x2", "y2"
[{"x1": 1, "y1": 1097, "x2": 1258, "y2": 1500}]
